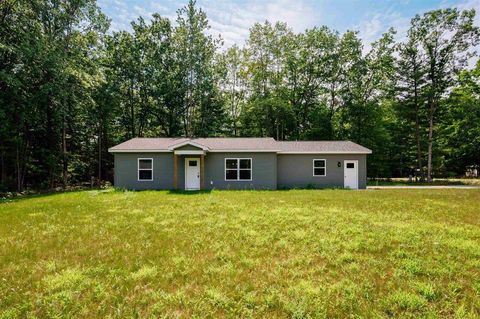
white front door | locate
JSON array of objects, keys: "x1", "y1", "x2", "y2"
[
  {"x1": 185, "y1": 158, "x2": 200, "y2": 190},
  {"x1": 344, "y1": 160, "x2": 358, "y2": 189}
]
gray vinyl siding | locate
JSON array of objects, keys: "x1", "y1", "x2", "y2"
[
  {"x1": 113, "y1": 152, "x2": 366, "y2": 190},
  {"x1": 176, "y1": 156, "x2": 191, "y2": 190},
  {"x1": 114, "y1": 153, "x2": 174, "y2": 190},
  {"x1": 277, "y1": 154, "x2": 367, "y2": 189},
  {"x1": 204, "y1": 152, "x2": 277, "y2": 190},
  {"x1": 113, "y1": 152, "x2": 277, "y2": 190}
]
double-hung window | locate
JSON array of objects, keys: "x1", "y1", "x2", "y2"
[
  {"x1": 313, "y1": 159, "x2": 326, "y2": 176},
  {"x1": 138, "y1": 158, "x2": 153, "y2": 181},
  {"x1": 225, "y1": 158, "x2": 252, "y2": 181}
]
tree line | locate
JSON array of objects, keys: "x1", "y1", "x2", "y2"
[{"x1": 1, "y1": 0, "x2": 479, "y2": 191}]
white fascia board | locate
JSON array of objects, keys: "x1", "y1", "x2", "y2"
[
  {"x1": 174, "y1": 150, "x2": 206, "y2": 155},
  {"x1": 168, "y1": 140, "x2": 210, "y2": 151}
]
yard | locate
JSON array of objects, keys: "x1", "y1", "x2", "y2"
[
  {"x1": 0, "y1": 189, "x2": 479, "y2": 318},
  {"x1": 367, "y1": 178, "x2": 480, "y2": 186}
]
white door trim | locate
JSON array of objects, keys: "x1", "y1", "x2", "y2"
[
  {"x1": 344, "y1": 160, "x2": 359, "y2": 189},
  {"x1": 184, "y1": 157, "x2": 200, "y2": 190}
]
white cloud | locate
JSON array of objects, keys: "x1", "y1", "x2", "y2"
[
  {"x1": 149, "y1": 1, "x2": 168, "y2": 12},
  {"x1": 356, "y1": 9, "x2": 410, "y2": 52},
  {"x1": 355, "y1": 0, "x2": 480, "y2": 54},
  {"x1": 455, "y1": 0, "x2": 480, "y2": 24},
  {"x1": 454, "y1": 0, "x2": 480, "y2": 67},
  {"x1": 100, "y1": 0, "x2": 480, "y2": 64},
  {"x1": 201, "y1": 0, "x2": 318, "y2": 48}
]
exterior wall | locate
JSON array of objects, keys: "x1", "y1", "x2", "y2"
[
  {"x1": 114, "y1": 152, "x2": 366, "y2": 190},
  {"x1": 177, "y1": 155, "x2": 192, "y2": 190},
  {"x1": 113, "y1": 152, "x2": 277, "y2": 190},
  {"x1": 277, "y1": 154, "x2": 367, "y2": 189},
  {"x1": 204, "y1": 152, "x2": 277, "y2": 190},
  {"x1": 114, "y1": 153, "x2": 174, "y2": 190}
]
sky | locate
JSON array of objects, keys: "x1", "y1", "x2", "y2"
[{"x1": 97, "y1": 0, "x2": 480, "y2": 49}]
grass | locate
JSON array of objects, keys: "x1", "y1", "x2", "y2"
[
  {"x1": 367, "y1": 178, "x2": 480, "y2": 186},
  {"x1": 0, "y1": 189, "x2": 479, "y2": 318}
]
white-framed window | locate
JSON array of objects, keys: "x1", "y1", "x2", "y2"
[
  {"x1": 225, "y1": 158, "x2": 252, "y2": 181},
  {"x1": 138, "y1": 158, "x2": 153, "y2": 181},
  {"x1": 313, "y1": 159, "x2": 326, "y2": 176}
]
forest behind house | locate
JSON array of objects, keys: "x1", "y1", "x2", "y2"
[{"x1": 1, "y1": 0, "x2": 480, "y2": 191}]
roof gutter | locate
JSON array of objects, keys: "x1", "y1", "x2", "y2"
[
  {"x1": 108, "y1": 149, "x2": 372, "y2": 154},
  {"x1": 108, "y1": 149, "x2": 172, "y2": 153},
  {"x1": 278, "y1": 151, "x2": 372, "y2": 154}
]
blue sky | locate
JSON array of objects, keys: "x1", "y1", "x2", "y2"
[{"x1": 98, "y1": 0, "x2": 480, "y2": 49}]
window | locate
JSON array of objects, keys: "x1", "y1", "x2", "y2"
[
  {"x1": 313, "y1": 159, "x2": 326, "y2": 176},
  {"x1": 189, "y1": 160, "x2": 197, "y2": 167},
  {"x1": 138, "y1": 158, "x2": 153, "y2": 181},
  {"x1": 225, "y1": 158, "x2": 252, "y2": 181},
  {"x1": 346, "y1": 162, "x2": 355, "y2": 169}
]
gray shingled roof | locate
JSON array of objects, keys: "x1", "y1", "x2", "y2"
[
  {"x1": 109, "y1": 138, "x2": 371, "y2": 154},
  {"x1": 109, "y1": 138, "x2": 189, "y2": 151},
  {"x1": 275, "y1": 141, "x2": 372, "y2": 153},
  {"x1": 109, "y1": 137, "x2": 279, "y2": 151},
  {"x1": 195, "y1": 138, "x2": 279, "y2": 150}
]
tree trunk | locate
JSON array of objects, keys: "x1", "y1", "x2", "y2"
[
  {"x1": 49, "y1": 167, "x2": 55, "y2": 190},
  {"x1": 413, "y1": 83, "x2": 423, "y2": 180},
  {"x1": 129, "y1": 81, "x2": 135, "y2": 138},
  {"x1": 98, "y1": 119, "x2": 102, "y2": 185},
  {"x1": 15, "y1": 137, "x2": 28, "y2": 192},
  {"x1": 427, "y1": 110, "x2": 434, "y2": 182},
  {"x1": 0, "y1": 146, "x2": 5, "y2": 187},
  {"x1": 130, "y1": 101, "x2": 135, "y2": 138},
  {"x1": 415, "y1": 110, "x2": 423, "y2": 180},
  {"x1": 62, "y1": 117, "x2": 67, "y2": 188},
  {"x1": 16, "y1": 142, "x2": 22, "y2": 192},
  {"x1": 327, "y1": 83, "x2": 337, "y2": 139}
]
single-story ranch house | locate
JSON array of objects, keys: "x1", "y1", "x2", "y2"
[{"x1": 108, "y1": 138, "x2": 372, "y2": 190}]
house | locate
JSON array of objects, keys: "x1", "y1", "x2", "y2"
[{"x1": 108, "y1": 138, "x2": 372, "y2": 190}]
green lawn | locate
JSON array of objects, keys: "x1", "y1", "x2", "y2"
[
  {"x1": 1, "y1": 189, "x2": 479, "y2": 318},
  {"x1": 367, "y1": 178, "x2": 480, "y2": 186}
]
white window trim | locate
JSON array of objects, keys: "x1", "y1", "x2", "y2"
[
  {"x1": 224, "y1": 158, "x2": 253, "y2": 181},
  {"x1": 138, "y1": 158, "x2": 153, "y2": 181},
  {"x1": 313, "y1": 159, "x2": 326, "y2": 177}
]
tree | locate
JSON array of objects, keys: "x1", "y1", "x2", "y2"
[
  {"x1": 174, "y1": 0, "x2": 224, "y2": 137},
  {"x1": 1, "y1": 1, "x2": 480, "y2": 192},
  {"x1": 0, "y1": 0, "x2": 108, "y2": 191},
  {"x1": 322, "y1": 30, "x2": 361, "y2": 139},
  {"x1": 412, "y1": 9, "x2": 479, "y2": 181},
  {"x1": 283, "y1": 27, "x2": 337, "y2": 139},
  {"x1": 335, "y1": 30, "x2": 396, "y2": 176},
  {"x1": 219, "y1": 45, "x2": 247, "y2": 136},
  {"x1": 440, "y1": 61, "x2": 480, "y2": 174},
  {"x1": 395, "y1": 27, "x2": 428, "y2": 179},
  {"x1": 242, "y1": 21, "x2": 296, "y2": 139}
]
